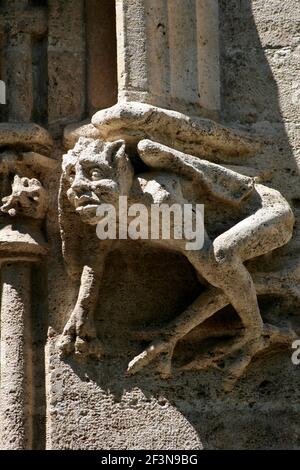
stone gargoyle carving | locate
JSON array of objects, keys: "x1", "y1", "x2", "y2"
[
  {"x1": 58, "y1": 103, "x2": 297, "y2": 388},
  {"x1": 1, "y1": 174, "x2": 48, "y2": 219},
  {"x1": 0, "y1": 123, "x2": 53, "y2": 222}
]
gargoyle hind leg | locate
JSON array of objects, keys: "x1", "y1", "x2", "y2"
[
  {"x1": 205, "y1": 185, "x2": 294, "y2": 345},
  {"x1": 58, "y1": 244, "x2": 111, "y2": 360},
  {"x1": 128, "y1": 185, "x2": 294, "y2": 379},
  {"x1": 127, "y1": 284, "x2": 227, "y2": 377}
]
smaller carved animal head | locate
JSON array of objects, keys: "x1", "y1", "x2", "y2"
[
  {"x1": 1, "y1": 174, "x2": 48, "y2": 219},
  {"x1": 62, "y1": 137, "x2": 134, "y2": 224}
]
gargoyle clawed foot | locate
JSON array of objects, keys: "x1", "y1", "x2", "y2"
[
  {"x1": 58, "y1": 310, "x2": 103, "y2": 360},
  {"x1": 202, "y1": 322, "x2": 296, "y2": 391},
  {"x1": 127, "y1": 328, "x2": 253, "y2": 379},
  {"x1": 227, "y1": 322, "x2": 296, "y2": 385},
  {"x1": 127, "y1": 322, "x2": 297, "y2": 384},
  {"x1": 127, "y1": 336, "x2": 176, "y2": 378}
]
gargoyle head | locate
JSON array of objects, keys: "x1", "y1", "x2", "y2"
[
  {"x1": 1, "y1": 174, "x2": 48, "y2": 219},
  {"x1": 62, "y1": 137, "x2": 134, "y2": 224}
]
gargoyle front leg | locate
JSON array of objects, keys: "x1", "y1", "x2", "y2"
[
  {"x1": 127, "y1": 286, "x2": 228, "y2": 377},
  {"x1": 59, "y1": 261, "x2": 105, "y2": 360},
  {"x1": 127, "y1": 284, "x2": 297, "y2": 379}
]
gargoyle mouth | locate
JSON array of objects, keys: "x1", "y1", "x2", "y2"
[
  {"x1": 74, "y1": 195, "x2": 99, "y2": 210},
  {"x1": 76, "y1": 204, "x2": 98, "y2": 213}
]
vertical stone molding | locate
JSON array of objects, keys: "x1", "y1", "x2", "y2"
[
  {"x1": 0, "y1": 0, "x2": 48, "y2": 122},
  {"x1": 47, "y1": 0, "x2": 86, "y2": 132},
  {"x1": 0, "y1": 263, "x2": 32, "y2": 449},
  {"x1": 116, "y1": 0, "x2": 220, "y2": 117},
  {"x1": 86, "y1": 0, "x2": 118, "y2": 115},
  {"x1": 196, "y1": 0, "x2": 220, "y2": 112}
]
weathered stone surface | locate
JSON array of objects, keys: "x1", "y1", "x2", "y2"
[
  {"x1": 47, "y1": 0, "x2": 86, "y2": 134},
  {"x1": 63, "y1": 121, "x2": 101, "y2": 150},
  {"x1": 0, "y1": 123, "x2": 53, "y2": 155},
  {"x1": 0, "y1": 263, "x2": 32, "y2": 450},
  {"x1": 0, "y1": 0, "x2": 48, "y2": 122},
  {"x1": 0, "y1": 0, "x2": 299, "y2": 451},
  {"x1": 86, "y1": 0, "x2": 118, "y2": 114},
  {"x1": 116, "y1": 0, "x2": 220, "y2": 118},
  {"x1": 92, "y1": 101, "x2": 261, "y2": 159}
]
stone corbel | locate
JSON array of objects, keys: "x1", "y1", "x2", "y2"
[
  {"x1": 64, "y1": 101, "x2": 261, "y2": 157},
  {"x1": 0, "y1": 124, "x2": 56, "y2": 450}
]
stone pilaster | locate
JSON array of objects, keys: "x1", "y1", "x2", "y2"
[
  {"x1": 0, "y1": 263, "x2": 33, "y2": 449},
  {"x1": 116, "y1": 0, "x2": 220, "y2": 118}
]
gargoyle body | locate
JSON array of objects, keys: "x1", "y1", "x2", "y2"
[{"x1": 58, "y1": 130, "x2": 295, "y2": 387}]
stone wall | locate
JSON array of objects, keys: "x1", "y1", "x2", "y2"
[{"x1": 0, "y1": 0, "x2": 299, "y2": 450}]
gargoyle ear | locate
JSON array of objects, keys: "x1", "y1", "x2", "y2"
[{"x1": 111, "y1": 140, "x2": 134, "y2": 195}]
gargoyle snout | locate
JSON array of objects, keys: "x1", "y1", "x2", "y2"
[
  {"x1": 67, "y1": 180, "x2": 93, "y2": 208},
  {"x1": 70, "y1": 176, "x2": 89, "y2": 196}
]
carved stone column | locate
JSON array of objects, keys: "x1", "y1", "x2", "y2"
[
  {"x1": 0, "y1": 136, "x2": 55, "y2": 449},
  {"x1": 0, "y1": 263, "x2": 33, "y2": 449},
  {"x1": 116, "y1": 0, "x2": 220, "y2": 118}
]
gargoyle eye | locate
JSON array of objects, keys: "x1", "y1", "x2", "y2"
[
  {"x1": 90, "y1": 168, "x2": 102, "y2": 181},
  {"x1": 68, "y1": 168, "x2": 76, "y2": 183}
]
